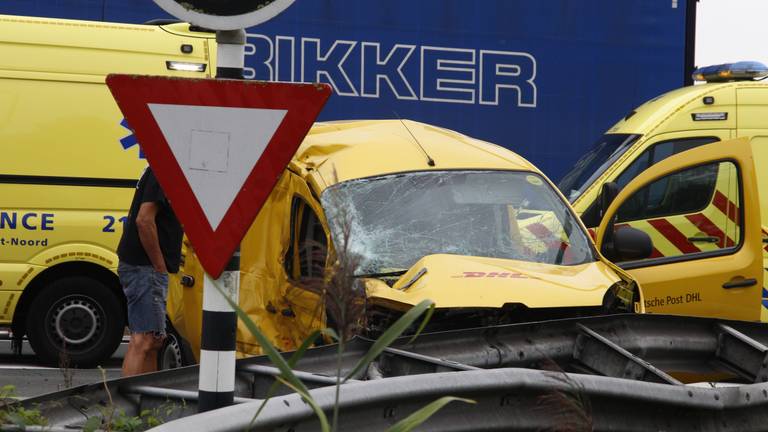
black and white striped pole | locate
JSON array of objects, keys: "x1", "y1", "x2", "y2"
[
  {"x1": 150, "y1": 0, "x2": 297, "y2": 414},
  {"x1": 197, "y1": 29, "x2": 245, "y2": 413},
  {"x1": 198, "y1": 252, "x2": 240, "y2": 411}
]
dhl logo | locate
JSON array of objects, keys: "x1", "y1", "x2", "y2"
[{"x1": 452, "y1": 272, "x2": 531, "y2": 279}]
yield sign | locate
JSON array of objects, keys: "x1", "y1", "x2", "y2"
[{"x1": 106, "y1": 75, "x2": 332, "y2": 278}]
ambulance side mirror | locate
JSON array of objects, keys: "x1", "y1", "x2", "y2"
[
  {"x1": 598, "y1": 181, "x2": 620, "y2": 253},
  {"x1": 598, "y1": 182, "x2": 619, "y2": 219}
]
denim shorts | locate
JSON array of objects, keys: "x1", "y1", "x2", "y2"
[{"x1": 118, "y1": 262, "x2": 168, "y2": 336}]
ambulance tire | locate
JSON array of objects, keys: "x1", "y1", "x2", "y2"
[
  {"x1": 157, "y1": 319, "x2": 195, "y2": 370},
  {"x1": 26, "y1": 277, "x2": 125, "y2": 368}
]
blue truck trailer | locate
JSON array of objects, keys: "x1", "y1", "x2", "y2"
[{"x1": 0, "y1": 0, "x2": 695, "y2": 179}]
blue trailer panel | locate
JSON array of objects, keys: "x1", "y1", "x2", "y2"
[{"x1": 0, "y1": 0, "x2": 693, "y2": 179}]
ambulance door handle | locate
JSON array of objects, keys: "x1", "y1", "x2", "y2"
[
  {"x1": 722, "y1": 278, "x2": 757, "y2": 289},
  {"x1": 688, "y1": 236, "x2": 719, "y2": 243}
]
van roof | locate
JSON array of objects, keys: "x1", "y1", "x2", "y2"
[
  {"x1": 608, "y1": 80, "x2": 768, "y2": 135},
  {"x1": 291, "y1": 119, "x2": 540, "y2": 189}
]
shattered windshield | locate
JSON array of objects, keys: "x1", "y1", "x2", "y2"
[
  {"x1": 557, "y1": 134, "x2": 640, "y2": 202},
  {"x1": 322, "y1": 170, "x2": 596, "y2": 276}
]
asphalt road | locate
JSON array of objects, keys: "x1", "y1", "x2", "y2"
[{"x1": 0, "y1": 339, "x2": 125, "y2": 399}]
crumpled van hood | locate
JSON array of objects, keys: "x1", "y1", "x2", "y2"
[{"x1": 365, "y1": 254, "x2": 622, "y2": 310}]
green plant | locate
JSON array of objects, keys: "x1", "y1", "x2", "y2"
[
  {"x1": 80, "y1": 368, "x2": 185, "y2": 432},
  {"x1": 387, "y1": 396, "x2": 476, "y2": 432},
  {"x1": 0, "y1": 385, "x2": 48, "y2": 429},
  {"x1": 82, "y1": 401, "x2": 185, "y2": 432},
  {"x1": 0, "y1": 385, "x2": 14, "y2": 404}
]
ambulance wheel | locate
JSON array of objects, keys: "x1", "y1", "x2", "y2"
[
  {"x1": 157, "y1": 319, "x2": 195, "y2": 370},
  {"x1": 26, "y1": 277, "x2": 125, "y2": 367}
]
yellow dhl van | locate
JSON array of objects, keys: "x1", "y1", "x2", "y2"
[
  {"x1": 559, "y1": 61, "x2": 768, "y2": 322},
  {"x1": 0, "y1": 15, "x2": 215, "y2": 366},
  {"x1": 168, "y1": 119, "x2": 654, "y2": 358}
]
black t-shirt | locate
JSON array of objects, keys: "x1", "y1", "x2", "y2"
[{"x1": 117, "y1": 168, "x2": 183, "y2": 273}]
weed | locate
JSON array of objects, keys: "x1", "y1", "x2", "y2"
[
  {"x1": 536, "y1": 358, "x2": 593, "y2": 432},
  {"x1": 83, "y1": 405, "x2": 179, "y2": 432},
  {"x1": 0, "y1": 385, "x2": 48, "y2": 429},
  {"x1": 58, "y1": 342, "x2": 74, "y2": 390},
  {"x1": 80, "y1": 368, "x2": 186, "y2": 432}
]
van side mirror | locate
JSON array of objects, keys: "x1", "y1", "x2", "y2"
[
  {"x1": 599, "y1": 182, "x2": 620, "y2": 219},
  {"x1": 602, "y1": 226, "x2": 653, "y2": 262}
]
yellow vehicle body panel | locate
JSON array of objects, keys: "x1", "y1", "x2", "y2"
[
  {"x1": 293, "y1": 120, "x2": 538, "y2": 191},
  {"x1": 0, "y1": 17, "x2": 213, "y2": 180},
  {"x1": 170, "y1": 120, "x2": 638, "y2": 359},
  {"x1": 367, "y1": 254, "x2": 621, "y2": 309}
]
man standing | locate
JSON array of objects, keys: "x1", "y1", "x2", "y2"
[{"x1": 117, "y1": 167, "x2": 183, "y2": 376}]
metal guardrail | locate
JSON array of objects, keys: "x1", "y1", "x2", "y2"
[
  {"x1": 154, "y1": 368, "x2": 768, "y2": 432},
  {"x1": 6, "y1": 314, "x2": 768, "y2": 431}
]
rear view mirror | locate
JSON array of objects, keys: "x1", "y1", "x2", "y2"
[{"x1": 602, "y1": 226, "x2": 653, "y2": 262}]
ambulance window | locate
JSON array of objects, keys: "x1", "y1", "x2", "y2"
[
  {"x1": 617, "y1": 163, "x2": 719, "y2": 221},
  {"x1": 615, "y1": 137, "x2": 720, "y2": 189},
  {"x1": 284, "y1": 197, "x2": 327, "y2": 281},
  {"x1": 614, "y1": 161, "x2": 741, "y2": 261}
]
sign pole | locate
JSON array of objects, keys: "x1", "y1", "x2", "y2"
[{"x1": 197, "y1": 29, "x2": 246, "y2": 413}]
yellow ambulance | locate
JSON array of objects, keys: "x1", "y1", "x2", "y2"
[
  {"x1": 559, "y1": 61, "x2": 768, "y2": 322},
  {"x1": 0, "y1": 15, "x2": 215, "y2": 366},
  {"x1": 168, "y1": 119, "x2": 762, "y2": 359}
]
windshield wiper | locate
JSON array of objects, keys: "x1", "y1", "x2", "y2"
[{"x1": 354, "y1": 270, "x2": 408, "y2": 278}]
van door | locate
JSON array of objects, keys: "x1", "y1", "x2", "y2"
[
  {"x1": 277, "y1": 172, "x2": 328, "y2": 346},
  {"x1": 596, "y1": 138, "x2": 763, "y2": 321},
  {"x1": 737, "y1": 85, "x2": 768, "y2": 319},
  {"x1": 748, "y1": 137, "x2": 768, "y2": 321}
]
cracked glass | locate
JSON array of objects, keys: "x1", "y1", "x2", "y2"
[{"x1": 322, "y1": 170, "x2": 596, "y2": 276}]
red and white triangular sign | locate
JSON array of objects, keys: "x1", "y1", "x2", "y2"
[{"x1": 106, "y1": 75, "x2": 332, "y2": 278}]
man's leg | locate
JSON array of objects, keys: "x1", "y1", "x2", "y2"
[
  {"x1": 122, "y1": 333, "x2": 160, "y2": 376},
  {"x1": 140, "y1": 333, "x2": 165, "y2": 373},
  {"x1": 121, "y1": 336, "x2": 138, "y2": 377},
  {"x1": 119, "y1": 264, "x2": 169, "y2": 377}
]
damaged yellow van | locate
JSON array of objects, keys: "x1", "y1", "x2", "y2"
[{"x1": 169, "y1": 120, "x2": 643, "y2": 357}]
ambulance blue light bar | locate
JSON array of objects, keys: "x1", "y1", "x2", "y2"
[{"x1": 692, "y1": 61, "x2": 768, "y2": 83}]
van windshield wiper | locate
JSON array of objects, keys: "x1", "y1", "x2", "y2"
[{"x1": 354, "y1": 270, "x2": 408, "y2": 278}]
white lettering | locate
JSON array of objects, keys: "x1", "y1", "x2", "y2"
[
  {"x1": 361, "y1": 42, "x2": 417, "y2": 100},
  {"x1": 245, "y1": 35, "x2": 538, "y2": 108},
  {"x1": 301, "y1": 38, "x2": 359, "y2": 96}
]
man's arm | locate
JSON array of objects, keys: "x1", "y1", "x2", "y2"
[{"x1": 135, "y1": 201, "x2": 167, "y2": 273}]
